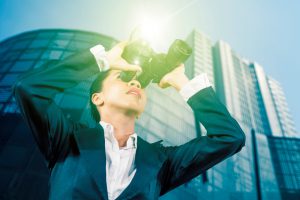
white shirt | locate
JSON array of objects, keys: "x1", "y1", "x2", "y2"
[
  {"x1": 92, "y1": 44, "x2": 212, "y2": 200},
  {"x1": 100, "y1": 121, "x2": 137, "y2": 200}
]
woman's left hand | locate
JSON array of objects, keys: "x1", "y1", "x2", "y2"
[{"x1": 158, "y1": 63, "x2": 189, "y2": 92}]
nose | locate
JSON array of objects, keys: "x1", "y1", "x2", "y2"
[{"x1": 127, "y1": 79, "x2": 141, "y2": 89}]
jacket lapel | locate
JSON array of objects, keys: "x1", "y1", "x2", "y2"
[
  {"x1": 116, "y1": 137, "x2": 166, "y2": 200},
  {"x1": 73, "y1": 123, "x2": 108, "y2": 200},
  {"x1": 74, "y1": 123, "x2": 167, "y2": 200}
]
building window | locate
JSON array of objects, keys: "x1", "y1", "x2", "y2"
[
  {"x1": 11, "y1": 40, "x2": 32, "y2": 50},
  {"x1": 0, "y1": 87, "x2": 11, "y2": 103},
  {"x1": 10, "y1": 61, "x2": 34, "y2": 72},
  {"x1": 20, "y1": 50, "x2": 41, "y2": 60},
  {"x1": 42, "y1": 50, "x2": 63, "y2": 60},
  {"x1": 29, "y1": 39, "x2": 49, "y2": 48},
  {"x1": 0, "y1": 74, "x2": 20, "y2": 86},
  {"x1": 49, "y1": 39, "x2": 70, "y2": 49},
  {"x1": 0, "y1": 62, "x2": 12, "y2": 73}
]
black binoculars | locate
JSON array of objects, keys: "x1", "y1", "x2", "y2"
[{"x1": 120, "y1": 39, "x2": 192, "y2": 88}]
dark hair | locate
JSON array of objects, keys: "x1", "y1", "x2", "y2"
[{"x1": 89, "y1": 70, "x2": 111, "y2": 122}]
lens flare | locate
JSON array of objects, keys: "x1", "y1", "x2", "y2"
[{"x1": 130, "y1": 15, "x2": 165, "y2": 51}]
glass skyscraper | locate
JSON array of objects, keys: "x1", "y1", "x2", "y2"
[
  {"x1": 267, "y1": 77, "x2": 298, "y2": 138},
  {"x1": 213, "y1": 38, "x2": 297, "y2": 138},
  {"x1": 185, "y1": 30, "x2": 215, "y2": 85},
  {"x1": 183, "y1": 29, "x2": 299, "y2": 199}
]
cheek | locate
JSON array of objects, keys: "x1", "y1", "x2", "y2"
[
  {"x1": 103, "y1": 84, "x2": 147, "y2": 111},
  {"x1": 101, "y1": 81, "x2": 121, "y2": 98},
  {"x1": 105, "y1": 87, "x2": 125, "y2": 102}
]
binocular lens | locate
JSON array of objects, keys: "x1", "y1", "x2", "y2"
[{"x1": 120, "y1": 39, "x2": 192, "y2": 88}]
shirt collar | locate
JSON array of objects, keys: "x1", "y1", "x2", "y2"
[{"x1": 99, "y1": 121, "x2": 137, "y2": 150}]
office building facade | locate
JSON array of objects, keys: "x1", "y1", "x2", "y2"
[
  {"x1": 182, "y1": 29, "x2": 299, "y2": 199},
  {"x1": 267, "y1": 77, "x2": 298, "y2": 138},
  {"x1": 185, "y1": 30, "x2": 215, "y2": 85}
]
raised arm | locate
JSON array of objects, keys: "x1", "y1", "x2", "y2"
[
  {"x1": 157, "y1": 65, "x2": 246, "y2": 195},
  {"x1": 12, "y1": 49, "x2": 99, "y2": 165},
  {"x1": 12, "y1": 41, "x2": 142, "y2": 168}
]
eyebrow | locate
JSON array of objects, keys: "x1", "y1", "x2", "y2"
[
  {"x1": 109, "y1": 70, "x2": 120, "y2": 75},
  {"x1": 111, "y1": 70, "x2": 121, "y2": 78},
  {"x1": 114, "y1": 70, "x2": 121, "y2": 75}
]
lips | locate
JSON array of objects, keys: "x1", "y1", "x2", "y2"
[{"x1": 126, "y1": 87, "x2": 141, "y2": 98}]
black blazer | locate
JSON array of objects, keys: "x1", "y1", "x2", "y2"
[{"x1": 12, "y1": 49, "x2": 246, "y2": 200}]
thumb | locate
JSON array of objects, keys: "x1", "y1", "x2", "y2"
[
  {"x1": 115, "y1": 41, "x2": 128, "y2": 50},
  {"x1": 158, "y1": 76, "x2": 171, "y2": 89}
]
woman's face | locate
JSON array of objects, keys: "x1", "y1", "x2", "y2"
[{"x1": 99, "y1": 69, "x2": 147, "y2": 116}]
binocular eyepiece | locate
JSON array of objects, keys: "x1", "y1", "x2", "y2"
[{"x1": 120, "y1": 39, "x2": 192, "y2": 88}]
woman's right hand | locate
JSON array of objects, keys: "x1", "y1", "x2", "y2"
[{"x1": 106, "y1": 41, "x2": 142, "y2": 73}]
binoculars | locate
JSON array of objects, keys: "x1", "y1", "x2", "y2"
[{"x1": 120, "y1": 39, "x2": 192, "y2": 88}]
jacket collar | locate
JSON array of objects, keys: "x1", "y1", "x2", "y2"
[{"x1": 73, "y1": 123, "x2": 166, "y2": 200}]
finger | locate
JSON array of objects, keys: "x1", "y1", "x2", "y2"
[
  {"x1": 119, "y1": 59, "x2": 142, "y2": 71},
  {"x1": 158, "y1": 77, "x2": 170, "y2": 89},
  {"x1": 122, "y1": 64, "x2": 142, "y2": 72},
  {"x1": 172, "y1": 64, "x2": 184, "y2": 73},
  {"x1": 158, "y1": 81, "x2": 165, "y2": 88},
  {"x1": 111, "y1": 63, "x2": 142, "y2": 72},
  {"x1": 159, "y1": 82, "x2": 170, "y2": 89}
]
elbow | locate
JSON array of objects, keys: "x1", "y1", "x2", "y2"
[
  {"x1": 233, "y1": 129, "x2": 246, "y2": 153},
  {"x1": 12, "y1": 80, "x2": 22, "y2": 97},
  {"x1": 12, "y1": 78, "x2": 29, "y2": 100}
]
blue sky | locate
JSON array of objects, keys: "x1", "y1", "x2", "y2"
[{"x1": 1, "y1": 0, "x2": 299, "y2": 133}]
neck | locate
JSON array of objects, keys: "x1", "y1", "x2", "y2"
[{"x1": 100, "y1": 106, "x2": 136, "y2": 147}]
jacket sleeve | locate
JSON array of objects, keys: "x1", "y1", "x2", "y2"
[
  {"x1": 12, "y1": 49, "x2": 100, "y2": 166},
  {"x1": 159, "y1": 86, "x2": 246, "y2": 195}
]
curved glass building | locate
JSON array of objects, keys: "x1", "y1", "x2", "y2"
[{"x1": 0, "y1": 29, "x2": 117, "y2": 116}]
